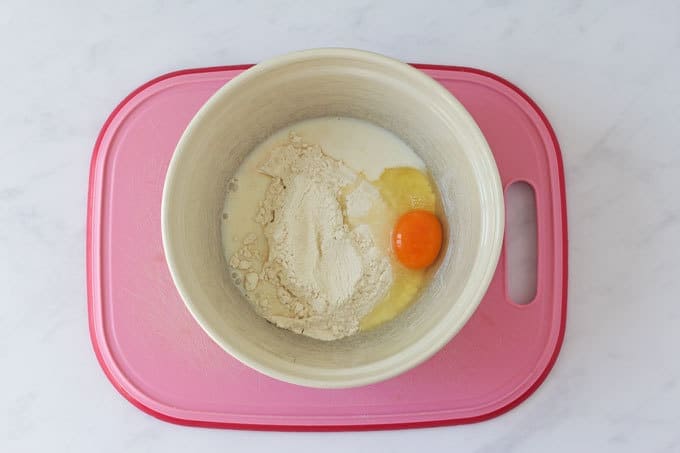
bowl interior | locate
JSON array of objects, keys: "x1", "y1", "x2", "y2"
[{"x1": 162, "y1": 50, "x2": 503, "y2": 387}]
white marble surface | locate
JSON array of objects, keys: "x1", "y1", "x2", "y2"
[{"x1": 2, "y1": 0, "x2": 679, "y2": 451}]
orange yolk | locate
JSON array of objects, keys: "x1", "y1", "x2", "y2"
[{"x1": 392, "y1": 210, "x2": 443, "y2": 269}]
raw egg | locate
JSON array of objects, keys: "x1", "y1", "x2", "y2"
[{"x1": 359, "y1": 167, "x2": 443, "y2": 330}]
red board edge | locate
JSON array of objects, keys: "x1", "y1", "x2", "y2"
[{"x1": 86, "y1": 63, "x2": 568, "y2": 431}]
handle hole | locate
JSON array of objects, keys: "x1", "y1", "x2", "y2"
[{"x1": 505, "y1": 182, "x2": 537, "y2": 305}]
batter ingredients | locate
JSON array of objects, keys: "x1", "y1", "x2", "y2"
[
  {"x1": 229, "y1": 134, "x2": 392, "y2": 341},
  {"x1": 223, "y1": 117, "x2": 442, "y2": 340}
]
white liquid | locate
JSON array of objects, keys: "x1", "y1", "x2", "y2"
[{"x1": 222, "y1": 117, "x2": 425, "y2": 266}]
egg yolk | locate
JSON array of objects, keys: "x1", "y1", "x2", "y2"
[{"x1": 392, "y1": 210, "x2": 443, "y2": 269}]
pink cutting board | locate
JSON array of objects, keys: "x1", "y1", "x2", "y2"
[{"x1": 87, "y1": 65, "x2": 568, "y2": 430}]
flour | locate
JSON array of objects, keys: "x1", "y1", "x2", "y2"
[{"x1": 229, "y1": 133, "x2": 392, "y2": 340}]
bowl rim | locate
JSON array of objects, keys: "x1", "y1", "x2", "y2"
[{"x1": 161, "y1": 48, "x2": 505, "y2": 388}]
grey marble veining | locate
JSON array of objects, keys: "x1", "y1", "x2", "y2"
[{"x1": 1, "y1": 0, "x2": 679, "y2": 452}]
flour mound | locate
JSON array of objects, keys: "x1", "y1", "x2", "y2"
[{"x1": 230, "y1": 134, "x2": 392, "y2": 340}]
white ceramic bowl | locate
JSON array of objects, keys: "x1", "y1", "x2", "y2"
[{"x1": 162, "y1": 49, "x2": 504, "y2": 388}]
